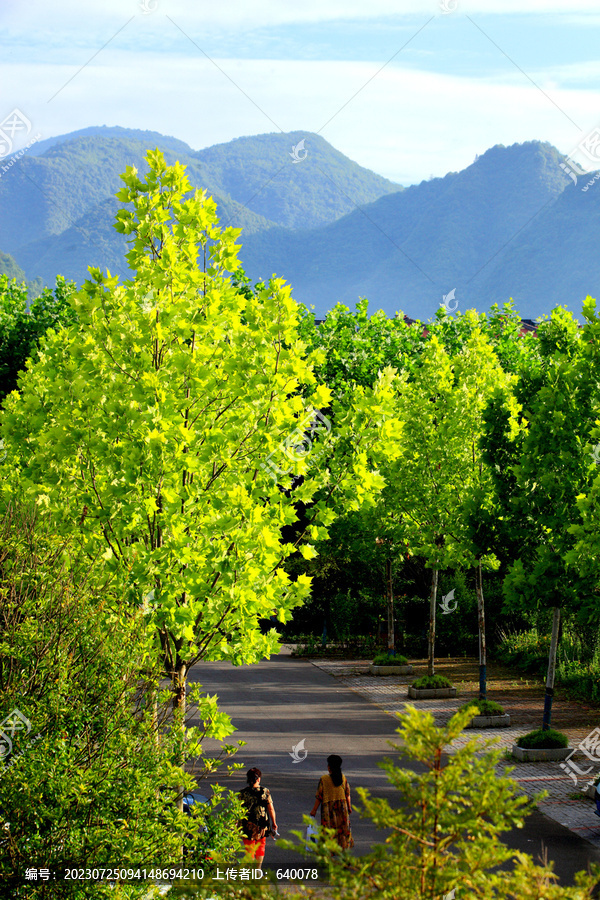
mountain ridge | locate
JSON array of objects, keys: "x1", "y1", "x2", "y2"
[{"x1": 1, "y1": 127, "x2": 597, "y2": 320}]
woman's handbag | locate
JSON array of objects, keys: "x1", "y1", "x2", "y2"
[{"x1": 305, "y1": 816, "x2": 318, "y2": 850}]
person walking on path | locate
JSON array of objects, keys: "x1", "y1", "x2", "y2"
[
  {"x1": 238, "y1": 767, "x2": 278, "y2": 871},
  {"x1": 310, "y1": 754, "x2": 354, "y2": 850}
]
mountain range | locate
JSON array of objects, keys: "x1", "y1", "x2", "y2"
[{"x1": 1, "y1": 125, "x2": 598, "y2": 321}]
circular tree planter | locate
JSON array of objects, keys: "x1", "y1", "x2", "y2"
[
  {"x1": 511, "y1": 744, "x2": 573, "y2": 762},
  {"x1": 468, "y1": 713, "x2": 511, "y2": 728},
  {"x1": 408, "y1": 686, "x2": 457, "y2": 699},
  {"x1": 369, "y1": 664, "x2": 414, "y2": 676}
]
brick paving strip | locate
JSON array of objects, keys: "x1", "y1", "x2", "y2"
[{"x1": 303, "y1": 654, "x2": 600, "y2": 850}]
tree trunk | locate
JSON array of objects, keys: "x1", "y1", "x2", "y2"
[
  {"x1": 428, "y1": 568, "x2": 438, "y2": 677},
  {"x1": 475, "y1": 562, "x2": 487, "y2": 700},
  {"x1": 150, "y1": 684, "x2": 159, "y2": 748},
  {"x1": 386, "y1": 557, "x2": 395, "y2": 657},
  {"x1": 173, "y1": 659, "x2": 187, "y2": 813},
  {"x1": 542, "y1": 607, "x2": 561, "y2": 731}
]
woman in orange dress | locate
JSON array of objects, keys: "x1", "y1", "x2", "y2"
[
  {"x1": 310, "y1": 754, "x2": 354, "y2": 850},
  {"x1": 238, "y1": 767, "x2": 278, "y2": 871}
]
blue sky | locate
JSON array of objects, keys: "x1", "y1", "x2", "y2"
[{"x1": 2, "y1": 0, "x2": 600, "y2": 184}]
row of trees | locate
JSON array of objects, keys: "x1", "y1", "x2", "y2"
[
  {"x1": 294, "y1": 296, "x2": 600, "y2": 724},
  {"x1": 3, "y1": 170, "x2": 600, "y2": 721},
  {"x1": 1, "y1": 149, "x2": 599, "y2": 894}
]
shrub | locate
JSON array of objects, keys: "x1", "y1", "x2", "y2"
[
  {"x1": 412, "y1": 674, "x2": 453, "y2": 689},
  {"x1": 373, "y1": 653, "x2": 408, "y2": 666},
  {"x1": 496, "y1": 628, "x2": 550, "y2": 674},
  {"x1": 516, "y1": 728, "x2": 569, "y2": 749},
  {"x1": 290, "y1": 634, "x2": 378, "y2": 659},
  {"x1": 460, "y1": 699, "x2": 505, "y2": 716},
  {"x1": 556, "y1": 658, "x2": 600, "y2": 704}
]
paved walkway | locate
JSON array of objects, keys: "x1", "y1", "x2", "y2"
[
  {"x1": 189, "y1": 647, "x2": 600, "y2": 887},
  {"x1": 311, "y1": 659, "x2": 600, "y2": 849}
]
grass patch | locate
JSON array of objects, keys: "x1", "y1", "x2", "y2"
[{"x1": 516, "y1": 728, "x2": 569, "y2": 749}]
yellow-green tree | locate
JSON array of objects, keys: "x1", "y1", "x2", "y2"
[{"x1": 0, "y1": 151, "x2": 395, "y2": 732}]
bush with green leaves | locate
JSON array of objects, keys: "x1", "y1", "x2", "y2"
[
  {"x1": 0, "y1": 502, "x2": 244, "y2": 899},
  {"x1": 372, "y1": 652, "x2": 408, "y2": 666},
  {"x1": 290, "y1": 634, "x2": 379, "y2": 659},
  {"x1": 516, "y1": 728, "x2": 569, "y2": 749},
  {"x1": 0, "y1": 273, "x2": 77, "y2": 406},
  {"x1": 496, "y1": 628, "x2": 551, "y2": 674},
  {"x1": 460, "y1": 698, "x2": 505, "y2": 716},
  {"x1": 412, "y1": 673, "x2": 453, "y2": 689}
]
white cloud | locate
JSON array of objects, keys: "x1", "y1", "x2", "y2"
[
  {"x1": 4, "y1": 0, "x2": 600, "y2": 36},
  {"x1": 2, "y1": 54, "x2": 597, "y2": 183}
]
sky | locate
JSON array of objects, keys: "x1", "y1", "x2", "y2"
[{"x1": 2, "y1": 0, "x2": 600, "y2": 185}]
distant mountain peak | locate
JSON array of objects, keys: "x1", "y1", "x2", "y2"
[
  {"x1": 6, "y1": 128, "x2": 596, "y2": 323},
  {"x1": 29, "y1": 125, "x2": 195, "y2": 158}
]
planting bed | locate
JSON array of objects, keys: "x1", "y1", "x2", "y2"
[
  {"x1": 511, "y1": 744, "x2": 573, "y2": 761},
  {"x1": 408, "y1": 686, "x2": 457, "y2": 699},
  {"x1": 468, "y1": 713, "x2": 511, "y2": 728},
  {"x1": 369, "y1": 664, "x2": 413, "y2": 676}
]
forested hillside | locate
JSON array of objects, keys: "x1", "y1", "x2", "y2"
[
  {"x1": 2, "y1": 128, "x2": 599, "y2": 321},
  {"x1": 3, "y1": 127, "x2": 400, "y2": 287},
  {"x1": 241, "y1": 141, "x2": 582, "y2": 320}
]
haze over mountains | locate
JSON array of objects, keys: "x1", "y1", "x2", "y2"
[{"x1": 1, "y1": 125, "x2": 598, "y2": 321}]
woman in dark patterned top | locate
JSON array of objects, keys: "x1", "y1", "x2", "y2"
[
  {"x1": 310, "y1": 754, "x2": 353, "y2": 850},
  {"x1": 238, "y1": 767, "x2": 278, "y2": 870}
]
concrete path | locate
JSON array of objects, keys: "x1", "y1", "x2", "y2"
[
  {"x1": 187, "y1": 647, "x2": 600, "y2": 887},
  {"x1": 315, "y1": 660, "x2": 600, "y2": 850}
]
